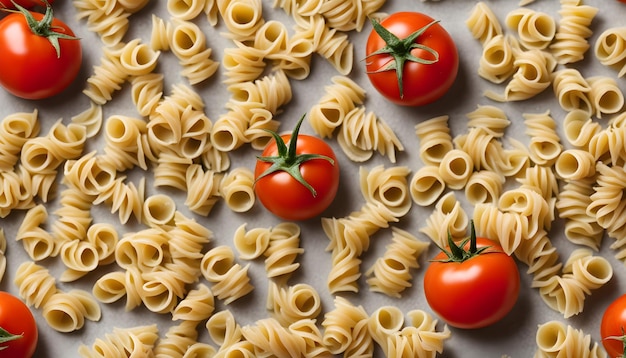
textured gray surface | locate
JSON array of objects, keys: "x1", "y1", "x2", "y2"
[{"x1": 1, "y1": 0, "x2": 625, "y2": 357}]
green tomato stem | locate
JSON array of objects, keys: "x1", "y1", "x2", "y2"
[
  {"x1": 13, "y1": 0, "x2": 79, "y2": 58},
  {"x1": 366, "y1": 17, "x2": 440, "y2": 99},
  {"x1": 0, "y1": 326, "x2": 23, "y2": 350},
  {"x1": 432, "y1": 220, "x2": 490, "y2": 263},
  {"x1": 255, "y1": 113, "x2": 335, "y2": 197}
]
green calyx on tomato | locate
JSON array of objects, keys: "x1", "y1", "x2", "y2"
[
  {"x1": 366, "y1": 18, "x2": 440, "y2": 99},
  {"x1": 255, "y1": 114, "x2": 335, "y2": 197},
  {"x1": 0, "y1": 327, "x2": 23, "y2": 350},
  {"x1": 12, "y1": 1, "x2": 78, "y2": 58},
  {"x1": 603, "y1": 328, "x2": 626, "y2": 358},
  {"x1": 433, "y1": 220, "x2": 490, "y2": 263}
]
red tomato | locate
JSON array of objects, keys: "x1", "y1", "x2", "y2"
[
  {"x1": 0, "y1": 291, "x2": 38, "y2": 358},
  {"x1": 0, "y1": 0, "x2": 54, "y2": 9},
  {"x1": 365, "y1": 12, "x2": 459, "y2": 106},
  {"x1": 0, "y1": 4, "x2": 82, "y2": 99},
  {"x1": 423, "y1": 223, "x2": 520, "y2": 329},
  {"x1": 601, "y1": 294, "x2": 626, "y2": 358},
  {"x1": 254, "y1": 115, "x2": 340, "y2": 221}
]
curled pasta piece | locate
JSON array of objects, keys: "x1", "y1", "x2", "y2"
[
  {"x1": 154, "y1": 321, "x2": 199, "y2": 357},
  {"x1": 587, "y1": 76, "x2": 625, "y2": 119},
  {"x1": 321, "y1": 296, "x2": 368, "y2": 355},
  {"x1": 409, "y1": 165, "x2": 446, "y2": 207},
  {"x1": 438, "y1": 149, "x2": 474, "y2": 190},
  {"x1": 295, "y1": 14, "x2": 353, "y2": 75},
  {"x1": 142, "y1": 194, "x2": 176, "y2": 228},
  {"x1": 365, "y1": 228, "x2": 429, "y2": 298},
  {"x1": 16, "y1": 204, "x2": 55, "y2": 261},
  {"x1": 562, "y1": 109, "x2": 600, "y2": 148},
  {"x1": 78, "y1": 324, "x2": 159, "y2": 358},
  {"x1": 267, "y1": 281, "x2": 322, "y2": 326},
  {"x1": 555, "y1": 149, "x2": 596, "y2": 181},
  {"x1": 524, "y1": 111, "x2": 563, "y2": 167},
  {"x1": 201, "y1": 245, "x2": 254, "y2": 304},
  {"x1": 42, "y1": 290, "x2": 101, "y2": 333},
  {"x1": 14, "y1": 261, "x2": 58, "y2": 309},
  {"x1": 222, "y1": 41, "x2": 267, "y2": 84},
  {"x1": 0, "y1": 109, "x2": 39, "y2": 171},
  {"x1": 552, "y1": 68, "x2": 592, "y2": 114},
  {"x1": 264, "y1": 222, "x2": 304, "y2": 281},
  {"x1": 505, "y1": 8, "x2": 556, "y2": 50},
  {"x1": 465, "y1": 170, "x2": 505, "y2": 205},
  {"x1": 368, "y1": 305, "x2": 404, "y2": 353},
  {"x1": 167, "y1": 0, "x2": 206, "y2": 20},
  {"x1": 172, "y1": 283, "x2": 215, "y2": 321},
  {"x1": 218, "y1": 0, "x2": 264, "y2": 41},
  {"x1": 233, "y1": 224, "x2": 271, "y2": 260},
  {"x1": 118, "y1": 39, "x2": 160, "y2": 77},
  {"x1": 206, "y1": 309, "x2": 243, "y2": 348},
  {"x1": 185, "y1": 164, "x2": 223, "y2": 216},
  {"x1": 478, "y1": 34, "x2": 516, "y2": 84},
  {"x1": 535, "y1": 320, "x2": 605, "y2": 357},
  {"x1": 309, "y1": 75, "x2": 365, "y2": 138},
  {"x1": 466, "y1": 1, "x2": 502, "y2": 45},
  {"x1": 241, "y1": 318, "x2": 308, "y2": 357},
  {"x1": 549, "y1": 1, "x2": 598, "y2": 65},
  {"x1": 414, "y1": 115, "x2": 453, "y2": 166},
  {"x1": 594, "y1": 26, "x2": 626, "y2": 77},
  {"x1": 131, "y1": 73, "x2": 164, "y2": 117},
  {"x1": 556, "y1": 177, "x2": 604, "y2": 251},
  {"x1": 420, "y1": 192, "x2": 469, "y2": 248}
]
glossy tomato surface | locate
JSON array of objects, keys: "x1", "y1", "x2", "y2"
[
  {"x1": 601, "y1": 294, "x2": 626, "y2": 358},
  {"x1": 424, "y1": 237, "x2": 520, "y2": 329},
  {"x1": 0, "y1": 0, "x2": 54, "y2": 9},
  {"x1": 254, "y1": 134, "x2": 339, "y2": 221},
  {"x1": 365, "y1": 11, "x2": 459, "y2": 106},
  {"x1": 0, "y1": 291, "x2": 38, "y2": 358},
  {"x1": 0, "y1": 10, "x2": 82, "y2": 99}
]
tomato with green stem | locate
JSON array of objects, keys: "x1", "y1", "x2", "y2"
[
  {"x1": 423, "y1": 221, "x2": 520, "y2": 329},
  {"x1": 254, "y1": 114, "x2": 340, "y2": 221},
  {"x1": 0, "y1": 2, "x2": 81, "y2": 99},
  {"x1": 601, "y1": 294, "x2": 626, "y2": 358},
  {"x1": 0, "y1": 291, "x2": 38, "y2": 357},
  {"x1": 365, "y1": 11, "x2": 459, "y2": 107}
]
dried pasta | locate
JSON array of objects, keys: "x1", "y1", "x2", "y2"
[
  {"x1": 414, "y1": 115, "x2": 453, "y2": 166},
  {"x1": 200, "y1": 245, "x2": 254, "y2": 304},
  {"x1": 535, "y1": 320, "x2": 606, "y2": 358},
  {"x1": 78, "y1": 324, "x2": 159, "y2": 358},
  {"x1": 549, "y1": 1, "x2": 598, "y2": 64},
  {"x1": 466, "y1": 2, "x2": 502, "y2": 45},
  {"x1": 505, "y1": 8, "x2": 556, "y2": 50},
  {"x1": 266, "y1": 281, "x2": 322, "y2": 326},
  {"x1": 594, "y1": 26, "x2": 626, "y2": 77}
]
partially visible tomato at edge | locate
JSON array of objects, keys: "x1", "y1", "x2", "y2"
[
  {"x1": 365, "y1": 11, "x2": 459, "y2": 107},
  {"x1": 0, "y1": 7, "x2": 82, "y2": 100},
  {"x1": 424, "y1": 235, "x2": 520, "y2": 329},
  {"x1": 254, "y1": 125, "x2": 340, "y2": 221},
  {"x1": 0, "y1": 291, "x2": 38, "y2": 358},
  {"x1": 601, "y1": 294, "x2": 626, "y2": 358},
  {"x1": 0, "y1": 0, "x2": 54, "y2": 9}
]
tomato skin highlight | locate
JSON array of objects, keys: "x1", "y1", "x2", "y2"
[
  {"x1": 601, "y1": 294, "x2": 626, "y2": 358},
  {"x1": 423, "y1": 237, "x2": 520, "y2": 329},
  {"x1": 0, "y1": 10, "x2": 82, "y2": 100},
  {"x1": 0, "y1": 0, "x2": 54, "y2": 9},
  {"x1": 0, "y1": 291, "x2": 38, "y2": 358},
  {"x1": 365, "y1": 12, "x2": 459, "y2": 107},
  {"x1": 254, "y1": 134, "x2": 340, "y2": 221}
]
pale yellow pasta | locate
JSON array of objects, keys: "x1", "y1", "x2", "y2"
[
  {"x1": 321, "y1": 296, "x2": 368, "y2": 355},
  {"x1": 42, "y1": 290, "x2": 101, "y2": 333},
  {"x1": 131, "y1": 73, "x2": 164, "y2": 117},
  {"x1": 454, "y1": 128, "x2": 506, "y2": 174},
  {"x1": 338, "y1": 107, "x2": 403, "y2": 163},
  {"x1": 142, "y1": 194, "x2": 177, "y2": 228},
  {"x1": 563, "y1": 249, "x2": 613, "y2": 290},
  {"x1": 414, "y1": 115, "x2": 453, "y2": 166},
  {"x1": 535, "y1": 320, "x2": 606, "y2": 358},
  {"x1": 217, "y1": 166, "x2": 254, "y2": 212},
  {"x1": 586, "y1": 76, "x2": 625, "y2": 118},
  {"x1": 587, "y1": 125, "x2": 626, "y2": 166},
  {"x1": 115, "y1": 228, "x2": 169, "y2": 271},
  {"x1": 168, "y1": 211, "x2": 213, "y2": 261},
  {"x1": 556, "y1": 177, "x2": 604, "y2": 250},
  {"x1": 241, "y1": 317, "x2": 307, "y2": 358},
  {"x1": 524, "y1": 111, "x2": 563, "y2": 167},
  {"x1": 86, "y1": 223, "x2": 118, "y2": 266},
  {"x1": 118, "y1": 39, "x2": 160, "y2": 77},
  {"x1": 153, "y1": 152, "x2": 193, "y2": 191},
  {"x1": 184, "y1": 164, "x2": 223, "y2": 216},
  {"x1": 467, "y1": 104, "x2": 511, "y2": 137},
  {"x1": 150, "y1": 14, "x2": 173, "y2": 51},
  {"x1": 479, "y1": 34, "x2": 516, "y2": 84},
  {"x1": 549, "y1": 1, "x2": 598, "y2": 64},
  {"x1": 95, "y1": 176, "x2": 145, "y2": 224},
  {"x1": 78, "y1": 324, "x2": 159, "y2": 358},
  {"x1": 217, "y1": 0, "x2": 264, "y2": 41},
  {"x1": 438, "y1": 149, "x2": 474, "y2": 190},
  {"x1": 409, "y1": 165, "x2": 446, "y2": 207},
  {"x1": 319, "y1": 0, "x2": 380, "y2": 32},
  {"x1": 140, "y1": 268, "x2": 189, "y2": 314},
  {"x1": 16, "y1": 204, "x2": 56, "y2": 261},
  {"x1": 309, "y1": 75, "x2": 365, "y2": 138},
  {"x1": 366, "y1": 227, "x2": 429, "y2": 298},
  {"x1": 154, "y1": 320, "x2": 199, "y2": 358},
  {"x1": 14, "y1": 261, "x2": 58, "y2": 309},
  {"x1": 296, "y1": 14, "x2": 353, "y2": 75},
  {"x1": 83, "y1": 46, "x2": 129, "y2": 105},
  {"x1": 485, "y1": 48, "x2": 556, "y2": 102},
  {"x1": 172, "y1": 283, "x2": 215, "y2": 321},
  {"x1": 200, "y1": 245, "x2": 254, "y2": 304},
  {"x1": 420, "y1": 192, "x2": 469, "y2": 248},
  {"x1": 58, "y1": 240, "x2": 99, "y2": 282},
  {"x1": 594, "y1": 26, "x2": 626, "y2": 77},
  {"x1": 266, "y1": 281, "x2": 322, "y2": 326},
  {"x1": 562, "y1": 109, "x2": 601, "y2": 148},
  {"x1": 554, "y1": 149, "x2": 596, "y2": 181},
  {"x1": 268, "y1": 34, "x2": 315, "y2": 80},
  {"x1": 253, "y1": 20, "x2": 289, "y2": 55},
  {"x1": 63, "y1": 151, "x2": 117, "y2": 196},
  {"x1": 466, "y1": 2, "x2": 502, "y2": 45},
  {"x1": 0, "y1": 109, "x2": 39, "y2": 171},
  {"x1": 51, "y1": 187, "x2": 93, "y2": 245},
  {"x1": 167, "y1": 0, "x2": 206, "y2": 19},
  {"x1": 206, "y1": 310, "x2": 243, "y2": 348},
  {"x1": 368, "y1": 305, "x2": 404, "y2": 353},
  {"x1": 233, "y1": 224, "x2": 271, "y2": 260},
  {"x1": 222, "y1": 42, "x2": 267, "y2": 84},
  {"x1": 102, "y1": 114, "x2": 149, "y2": 171},
  {"x1": 552, "y1": 68, "x2": 592, "y2": 114},
  {"x1": 465, "y1": 170, "x2": 505, "y2": 205},
  {"x1": 506, "y1": 8, "x2": 556, "y2": 50},
  {"x1": 170, "y1": 19, "x2": 219, "y2": 84},
  {"x1": 80, "y1": 6, "x2": 131, "y2": 46},
  {"x1": 264, "y1": 222, "x2": 304, "y2": 281},
  {"x1": 517, "y1": 165, "x2": 559, "y2": 200},
  {"x1": 588, "y1": 163, "x2": 626, "y2": 238}
]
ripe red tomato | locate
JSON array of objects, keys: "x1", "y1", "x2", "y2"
[
  {"x1": 0, "y1": 4, "x2": 82, "y2": 99},
  {"x1": 365, "y1": 12, "x2": 459, "y2": 106},
  {"x1": 0, "y1": 0, "x2": 54, "y2": 9},
  {"x1": 254, "y1": 115, "x2": 340, "y2": 221},
  {"x1": 601, "y1": 294, "x2": 626, "y2": 358},
  {"x1": 423, "y1": 223, "x2": 520, "y2": 329},
  {"x1": 0, "y1": 291, "x2": 38, "y2": 357}
]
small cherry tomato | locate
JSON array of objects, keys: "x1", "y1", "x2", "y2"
[
  {"x1": 423, "y1": 222, "x2": 520, "y2": 329},
  {"x1": 365, "y1": 11, "x2": 459, "y2": 106},
  {"x1": 0, "y1": 291, "x2": 38, "y2": 358},
  {"x1": 254, "y1": 114, "x2": 340, "y2": 221},
  {"x1": 0, "y1": 3, "x2": 82, "y2": 99},
  {"x1": 601, "y1": 294, "x2": 626, "y2": 358}
]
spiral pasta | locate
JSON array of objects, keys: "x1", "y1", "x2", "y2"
[
  {"x1": 414, "y1": 115, "x2": 453, "y2": 166},
  {"x1": 170, "y1": 19, "x2": 219, "y2": 84},
  {"x1": 524, "y1": 111, "x2": 563, "y2": 167},
  {"x1": 466, "y1": 2, "x2": 502, "y2": 45},
  {"x1": 321, "y1": 296, "x2": 369, "y2": 355},
  {"x1": 478, "y1": 34, "x2": 516, "y2": 84},
  {"x1": 309, "y1": 75, "x2": 365, "y2": 138},
  {"x1": 172, "y1": 284, "x2": 215, "y2": 322},
  {"x1": 549, "y1": 1, "x2": 598, "y2": 65},
  {"x1": 266, "y1": 281, "x2": 322, "y2": 326},
  {"x1": 552, "y1": 68, "x2": 592, "y2": 114},
  {"x1": 78, "y1": 324, "x2": 159, "y2": 358},
  {"x1": 0, "y1": 109, "x2": 39, "y2": 172},
  {"x1": 594, "y1": 26, "x2": 626, "y2": 77},
  {"x1": 264, "y1": 222, "x2": 304, "y2": 282},
  {"x1": 184, "y1": 164, "x2": 223, "y2": 216},
  {"x1": 200, "y1": 245, "x2": 254, "y2": 304},
  {"x1": 365, "y1": 227, "x2": 429, "y2": 298},
  {"x1": 154, "y1": 320, "x2": 199, "y2": 358},
  {"x1": 505, "y1": 8, "x2": 556, "y2": 50},
  {"x1": 409, "y1": 165, "x2": 446, "y2": 207},
  {"x1": 420, "y1": 192, "x2": 469, "y2": 248},
  {"x1": 535, "y1": 320, "x2": 606, "y2": 358}
]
